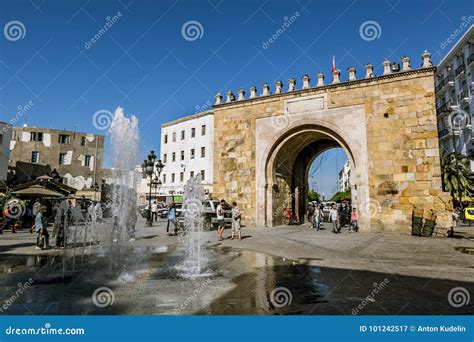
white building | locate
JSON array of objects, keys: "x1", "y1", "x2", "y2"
[
  {"x1": 338, "y1": 160, "x2": 350, "y2": 192},
  {"x1": 0, "y1": 122, "x2": 12, "y2": 183},
  {"x1": 435, "y1": 25, "x2": 473, "y2": 169},
  {"x1": 158, "y1": 110, "x2": 214, "y2": 200}
]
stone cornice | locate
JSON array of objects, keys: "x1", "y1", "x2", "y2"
[
  {"x1": 161, "y1": 110, "x2": 213, "y2": 128},
  {"x1": 213, "y1": 66, "x2": 437, "y2": 109}
]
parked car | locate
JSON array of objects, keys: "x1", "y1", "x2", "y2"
[
  {"x1": 464, "y1": 207, "x2": 474, "y2": 222},
  {"x1": 159, "y1": 203, "x2": 182, "y2": 219},
  {"x1": 202, "y1": 200, "x2": 232, "y2": 230},
  {"x1": 173, "y1": 200, "x2": 232, "y2": 230}
]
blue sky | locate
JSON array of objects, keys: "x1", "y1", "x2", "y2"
[{"x1": 0, "y1": 0, "x2": 472, "y2": 197}]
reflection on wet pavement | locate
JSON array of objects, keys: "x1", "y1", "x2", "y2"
[{"x1": 0, "y1": 246, "x2": 473, "y2": 315}]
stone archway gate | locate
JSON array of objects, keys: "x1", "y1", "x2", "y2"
[{"x1": 211, "y1": 52, "x2": 452, "y2": 233}]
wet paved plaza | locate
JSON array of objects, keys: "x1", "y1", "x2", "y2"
[{"x1": 0, "y1": 218, "x2": 473, "y2": 315}]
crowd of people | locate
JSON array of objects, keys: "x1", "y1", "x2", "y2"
[
  {"x1": 308, "y1": 202, "x2": 359, "y2": 233},
  {"x1": 1, "y1": 197, "x2": 105, "y2": 250},
  {"x1": 2, "y1": 194, "x2": 362, "y2": 254}
]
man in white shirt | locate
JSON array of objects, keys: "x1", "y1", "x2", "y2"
[
  {"x1": 216, "y1": 199, "x2": 226, "y2": 241},
  {"x1": 329, "y1": 204, "x2": 340, "y2": 233},
  {"x1": 151, "y1": 201, "x2": 158, "y2": 222}
]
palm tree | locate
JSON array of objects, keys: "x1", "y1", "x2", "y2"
[{"x1": 440, "y1": 151, "x2": 474, "y2": 203}]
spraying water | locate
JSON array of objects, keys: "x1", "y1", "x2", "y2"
[
  {"x1": 177, "y1": 174, "x2": 209, "y2": 278},
  {"x1": 108, "y1": 107, "x2": 140, "y2": 271}
]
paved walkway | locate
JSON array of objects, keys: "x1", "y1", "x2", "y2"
[{"x1": 1, "y1": 218, "x2": 473, "y2": 282}]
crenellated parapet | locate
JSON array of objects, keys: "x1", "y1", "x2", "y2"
[{"x1": 214, "y1": 51, "x2": 434, "y2": 106}]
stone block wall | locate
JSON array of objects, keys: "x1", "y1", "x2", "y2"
[{"x1": 212, "y1": 66, "x2": 452, "y2": 232}]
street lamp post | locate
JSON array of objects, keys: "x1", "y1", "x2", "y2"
[
  {"x1": 141, "y1": 151, "x2": 164, "y2": 227},
  {"x1": 450, "y1": 115, "x2": 464, "y2": 209},
  {"x1": 153, "y1": 175, "x2": 159, "y2": 200},
  {"x1": 93, "y1": 182, "x2": 99, "y2": 202}
]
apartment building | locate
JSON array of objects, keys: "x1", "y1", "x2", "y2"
[
  {"x1": 9, "y1": 124, "x2": 105, "y2": 192},
  {"x1": 158, "y1": 110, "x2": 214, "y2": 198},
  {"x1": 0, "y1": 122, "x2": 12, "y2": 183},
  {"x1": 435, "y1": 25, "x2": 473, "y2": 169},
  {"x1": 338, "y1": 160, "x2": 351, "y2": 192}
]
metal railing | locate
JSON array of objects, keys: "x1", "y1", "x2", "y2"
[{"x1": 455, "y1": 63, "x2": 466, "y2": 77}]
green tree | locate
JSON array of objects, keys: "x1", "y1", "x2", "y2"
[
  {"x1": 331, "y1": 188, "x2": 351, "y2": 202},
  {"x1": 308, "y1": 189, "x2": 320, "y2": 202},
  {"x1": 440, "y1": 151, "x2": 474, "y2": 202}
]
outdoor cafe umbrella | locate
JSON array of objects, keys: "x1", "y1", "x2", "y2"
[{"x1": 12, "y1": 185, "x2": 65, "y2": 198}]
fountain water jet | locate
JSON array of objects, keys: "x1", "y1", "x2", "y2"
[
  {"x1": 177, "y1": 175, "x2": 210, "y2": 278},
  {"x1": 107, "y1": 107, "x2": 140, "y2": 273}
]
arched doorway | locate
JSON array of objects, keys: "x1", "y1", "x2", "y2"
[
  {"x1": 265, "y1": 125, "x2": 360, "y2": 226},
  {"x1": 253, "y1": 103, "x2": 369, "y2": 229}
]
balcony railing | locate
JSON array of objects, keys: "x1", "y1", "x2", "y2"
[
  {"x1": 436, "y1": 98, "x2": 458, "y2": 114},
  {"x1": 468, "y1": 52, "x2": 474, "y2": 66},
  {"x1": 458, "y1": 89, "x2": 470, "y2": 104},
  {"x1": 435, "y1": 75, "x2": 455, "y2": 92},
  {"x1": 455, "y1": 64, "x2": 466, "y2": 77}
]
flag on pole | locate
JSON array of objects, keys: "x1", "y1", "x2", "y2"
[{"x1": 331, "y1": 55, "x2": 336, "y2": 73}]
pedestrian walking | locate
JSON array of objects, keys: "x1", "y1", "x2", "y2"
[
  {"x1": 1, "y1": 205, "x2": 17, "y2": 234},
  {"x1": 350, "y1": 207, "x2": 359, "y2": 233},
  {"x1": 166, "y1": 202, "x2": 177, "y2": 236},
  {"x1": 230, "y1": 201, "x2": 242, "y2": 240},
  {"x1": 329, "y1": 204, "x2": 340, "y2": 233},
  {"x1": 313, "y1": 205, "x2": 323, "y2": 230},
  {"x1": 307, "y1": 202, "x2": 314, "y2": 224},
  {"x1": 32, "y1": 198, "x2": 41, "y2": 218},
  {"x1": 151, "y1": 200, "x2": 158, "y2": 222},
  {"x1": 216, "y1": 199, "x2": 226, "y2": 241},
  {"x1": 35, "y1": 206, "x2": 49, "y2": 250}
]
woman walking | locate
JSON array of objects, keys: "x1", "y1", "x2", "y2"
[{"x1": 350, "y1": 208, "x2": 359, "y2": 233}]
